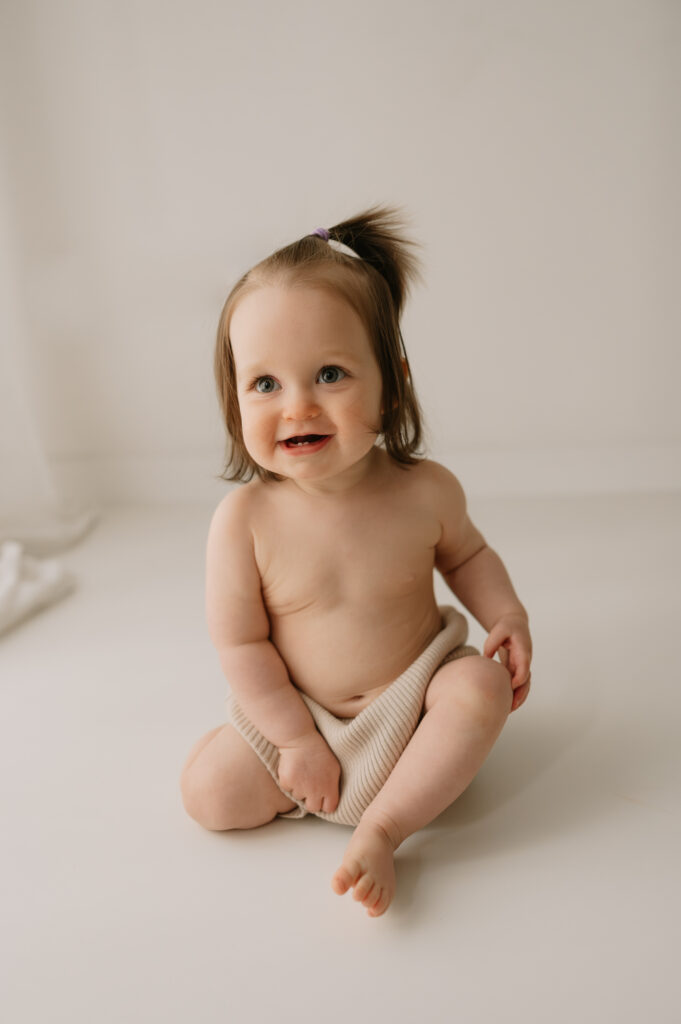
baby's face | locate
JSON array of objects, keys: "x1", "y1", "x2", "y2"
[{"x1": 229, "y1": 283, "x2": 383, "y2": 489}]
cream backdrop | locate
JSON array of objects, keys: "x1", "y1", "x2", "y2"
[{"x1": 1, "y1": 0, "x2": 679, "y2": 518}]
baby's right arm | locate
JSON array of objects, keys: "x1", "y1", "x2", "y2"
[
  {"x1": 206, "y1": 489, "x2": 317, "y2": 747},
  {"x1": 205, "y1": 490, "x2": 340, "y2": 813}
]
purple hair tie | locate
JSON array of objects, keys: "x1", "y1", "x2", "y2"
[{"x1": 310, "y1": 226, "x2": 362, "y2": 260}]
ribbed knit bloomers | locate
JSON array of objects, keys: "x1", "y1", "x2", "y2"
[{"x1": 226, "y1": 605, "x2": 479, "y2": 827}]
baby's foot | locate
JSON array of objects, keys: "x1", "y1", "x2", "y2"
[{"x1": 331, "y1": 817, "x2": 399, "y2": 917}]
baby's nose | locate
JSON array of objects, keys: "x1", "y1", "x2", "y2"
[{"x1": 283, "y1": 386, "x2": 321, "y2": 421}]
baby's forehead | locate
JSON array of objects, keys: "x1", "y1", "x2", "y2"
[
  {"x1": 233, "y1": 280, "x2": 358, "y2": 324},
  {"x1": 230, "y1": 283, "x2": 372, "y2": 361}
]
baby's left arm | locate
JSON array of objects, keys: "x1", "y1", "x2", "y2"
[{"x1": 430, "y1": 463, "x2": 532, "y2": 711}]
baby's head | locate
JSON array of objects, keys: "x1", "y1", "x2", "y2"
[{"x1": 215, "y1": 205, "x2": 426, "y2": 483}]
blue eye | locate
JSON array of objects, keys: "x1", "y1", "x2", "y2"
[
  {"x1": 254, "y1": 376, "x2": 280, "y2": 393},
  {"x1": 318, "y1": 366, "x2": 346, "y2": 384}
]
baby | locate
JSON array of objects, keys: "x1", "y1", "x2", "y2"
[{"x1": 180, "y1": 205, "x2": 532, "y2": 918}]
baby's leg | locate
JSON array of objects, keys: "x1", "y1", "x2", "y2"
[
  {"x1": 331, "y1": 655, "x2": 512, "y2": 916},
  {"x1": 180, "y1": 724, "x2": 297, "y2": 830}
]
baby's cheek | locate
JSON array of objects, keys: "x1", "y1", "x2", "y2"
[
  {"x1": 239, "y1": 426, "x2": 257, "y2": 457},
  {"x1": 348, "y1": 393, "x2": 382, "y2": 428},
  {"x1": 238, "y1": 422, "x2": 272, "y2": 468},
  {"x1": 240, "y1": 410, "x2": 267, "y2": 445}
]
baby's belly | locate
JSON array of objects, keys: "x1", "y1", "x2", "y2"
[{"x1": 269, "y1": 598, "x2": 443, "y2": 717}]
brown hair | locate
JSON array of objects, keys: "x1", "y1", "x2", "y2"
[{"x1": 215, "y1": 203, "x2": 426, "y2": 483}]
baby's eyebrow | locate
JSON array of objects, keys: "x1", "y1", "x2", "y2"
[
  {"x1": 321, "y1": 353, "x2": 357, "y2": 364},
  {"x1": 237, "y1": 363, "x2": 269, "y2": 377},
  {"x1": 238, "y1": 352, "x2": 358, "y2": 376},
  {"x1": 233, "y1": 357, "x2": 277, "y2": 380}
]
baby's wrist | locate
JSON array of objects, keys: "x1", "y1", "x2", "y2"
[
  {"x1": 279, "y1": 728, "x2": 321, "y2": 751},
  {"x1": 497, "y1": 606, "x2": 529, "y2": 626}
]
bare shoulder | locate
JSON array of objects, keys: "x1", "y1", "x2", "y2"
[
  {"x1": 206, "y1": 482, "x2": 268, "y2": 582},
  {"x1": 406, "y1": 458, "x2": 467, "y2": 512},
  {"x1": 208, "y1": 479, "x2": 270, "y2": 540},
  {"x1": 415, "y1": 460, "x2": 485, "y2": 574}
]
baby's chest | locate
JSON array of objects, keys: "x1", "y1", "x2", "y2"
[{"x1": 258, "y1": 511, "x2": 440, "y2": 612}]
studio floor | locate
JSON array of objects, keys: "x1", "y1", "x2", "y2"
[{"x1": 2, "y1": 492, "x2": 680, "y2": 1023}]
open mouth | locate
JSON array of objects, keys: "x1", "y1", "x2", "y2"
[{"x1": 281, "y1": 434, "x2": 331, "y2": 449}]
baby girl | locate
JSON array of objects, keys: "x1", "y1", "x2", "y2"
[{"x1": 180, "y1": 205, "x2": 532, "y2": 917}]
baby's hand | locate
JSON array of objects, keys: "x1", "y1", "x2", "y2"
[
  {"x1": 483, "y1": 612, "x2": 533, "y2": 712},
  {"x1": 277, "y1": 731, "x2": 341, "y2": 814}
]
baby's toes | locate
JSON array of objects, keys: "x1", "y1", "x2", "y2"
[
  {"x1": 365, "y1": 887, "x2": 383, "y2": 914},
  {"x1": 367, "y1": 887, "x2": 392, "y2": 917},
  {"x1": 352, "y1": 873, "x2": 375, "y2": 903},
  {"x1": 331, "y1": 860, "x2": 361, "y2": 895}
]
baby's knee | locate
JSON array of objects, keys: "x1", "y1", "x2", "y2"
[
  {"x1": 454, "y1": 656, "x2": 513, "y2": 717},
  {"x1": 180, "y1": 760, "x2": 234, "y2": 831}
]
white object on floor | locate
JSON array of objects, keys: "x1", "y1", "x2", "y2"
[
  {"x1": 0, "y1": 507, "x2": 99, "y2": 557},
  {"x1": 0, "y1": 540, "x2": 76, "y2": 637}
]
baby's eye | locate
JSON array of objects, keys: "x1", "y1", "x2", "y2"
[
  {"x1": 253, "y1": 376, "x2": 280, "y2": 394},
  {"x1": 318, "y1": 366, "x2": 346, "y2": 384}
]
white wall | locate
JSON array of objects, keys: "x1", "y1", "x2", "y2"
[{"x1": 1, "y1": 0, "x2": 679, "y2": 502}]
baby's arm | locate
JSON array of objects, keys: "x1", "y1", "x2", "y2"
[
  {"x1": 205, "y1": 490, "x2": 340, "y2": 812},
  {"x1": 431, "y1": 465, "x2": 532, "y2": 711}
]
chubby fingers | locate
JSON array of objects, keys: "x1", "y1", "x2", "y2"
[
  {"x1": 508, "y1": 650, "x2": 531, "y2": 690},
  {"x1": 321, "y1": 791, "x2": 340, "y2": 814},
  {"x1": 483, "y1": 622, "x2": 509, "y2": 660},
  {"x1": 510, "y1": 673, "x2": 531, "y2": 712},
  {"x1": 484, "y1": 629, "x2": 531, "y2": 689},
  {"x1": 302, "y1": 791, "x2": 340, "y2": 815}
]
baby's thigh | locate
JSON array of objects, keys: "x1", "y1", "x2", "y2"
[{"x1": 180, "y1": 723, "x2": 297, "y2": 830}]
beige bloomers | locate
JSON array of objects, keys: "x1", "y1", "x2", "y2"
[{"x1": 226, "y1": 605, "x2": 479, "y2": 827}]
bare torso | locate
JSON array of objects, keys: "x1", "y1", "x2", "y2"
[{"x1": 246, "y1": 453, "x2": 446, "y2": 716}]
